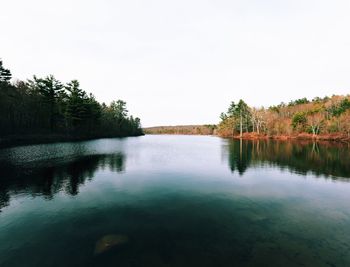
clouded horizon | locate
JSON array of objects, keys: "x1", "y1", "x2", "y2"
[{"x1": 1, "y1": 0, "x2": 349, "y2": 127}]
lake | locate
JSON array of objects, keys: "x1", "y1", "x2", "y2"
[{"x1": 0, "y1": 135, "x2": 350, "y2": 267}]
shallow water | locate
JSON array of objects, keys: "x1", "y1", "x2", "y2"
[{"x1": 0, "y1": 135, "x2": 350, "y2": 267}]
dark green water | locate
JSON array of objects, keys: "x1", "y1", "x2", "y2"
[{"x1": 0, "y1": 135, "x2": 350, "y2": 267}]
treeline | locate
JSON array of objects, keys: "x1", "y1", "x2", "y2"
[
  {"x1": 0, "y1": 60, "x2": 143, "y2": 140},
  {"x1": 144, "y1": 125, "x2": 217, "y2": 135},
  {"x1": 218, "y1": 96, "x2": 350, "y2": 140}
]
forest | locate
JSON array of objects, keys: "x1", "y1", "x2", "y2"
[
  {"x1": 0, "y1": 60, "x2": 143, "y2": 144},
  {"x1": 218, "y1": 95, "x2": 350, "y2": 141}
]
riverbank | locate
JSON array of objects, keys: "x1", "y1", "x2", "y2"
[
  {"x1": 0, "y1": 133, "x2": 144, "y2": 148},
  {"x1": 144, "y1": 128, "x2": 350, "y2": 143},
  {"x1": 219, "y1": 132, "x2": 350, "y2": 143}
]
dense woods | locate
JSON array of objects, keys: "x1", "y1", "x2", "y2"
[
  {"x1": 0, "y1": 60, "x2": 143, "y2": 143},
  {"x1": 218, "y1": 96, "x2": 350, "y2": 141}
]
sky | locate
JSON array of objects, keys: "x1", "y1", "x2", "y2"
[{"x1": 1, "y1": 0, "x2": 350, "y2": 127}]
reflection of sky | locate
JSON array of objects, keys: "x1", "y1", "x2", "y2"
[
  {"x1": 2, "y1": 135, "x2": 350, "y2": 214},
  {"x1": 0, "y1": 139, "x2": 127, "y2": 165}
]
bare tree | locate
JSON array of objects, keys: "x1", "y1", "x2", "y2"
[
  {"x1": 339, "y1": 110, "x2": 350, "y2": 137},
  {"x1": 250, "y1": 108, "x2": 267, "y2": 134},
  {"x1": 307, "y1": 112, "x2": 324, "y2": 137}
]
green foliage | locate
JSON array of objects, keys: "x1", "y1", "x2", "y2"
[
  {"x1": 27, "y1": 75, "x2": 65, "y2": 130},
  {"x1": 268, "y1": 105, "x2": 280, "y2": 113},
  {"x1": 220, "y1": 112, "x2": 228, "y2": 121},
  {"x1": 0, "y1": 60, "x2": 143, "y2": 137},
  {"x1": 0, "y1": 60, "x2": 12, "y2": 83},
  {"x1": 288, "y1": 97, "x2": 309, "y2": 106},
  {"x1": 110, "y1": 100, "x2": 128, "y2": 121},
  {"x1": 268, "y1": 102, "x2": 287, "y2": 113},
  {"x1": 312, "y1": 97, "x2": 323, "y2": 103},
  {"x1": 328, "y1": 98, "x2": 350, "y2": 117},
  {"x1": 204, "y1": 124, "x2": 217, "y2": 130},
  {"x1": 220, "y1": 99, "x2": 251, "y2": 135},
  {"x1": 291, "y1": 112, "x2": 307, "y2": 130}
]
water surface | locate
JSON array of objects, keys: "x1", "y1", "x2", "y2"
[{"x1": 0, "y1": 135, "x2": 350, "y2": 266}]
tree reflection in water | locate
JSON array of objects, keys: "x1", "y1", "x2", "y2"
[
  {"x1": 224, "y1": 139, "x2": 350, "y2": 179},
  {"x1": 0, "y1": 152, "x2": 126, "y2": 211}
]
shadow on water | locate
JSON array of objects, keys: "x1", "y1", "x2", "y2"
[
  {"x1": 0, "y1": 152, "x2": 126, "y2": 211},
  {"x1": 224, "y1": 139, "x2": 350, "y2": 179}
]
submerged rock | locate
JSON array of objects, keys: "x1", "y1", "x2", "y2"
[{"x1": 94, "y1": 234, "x2": 129, "y2": 255}]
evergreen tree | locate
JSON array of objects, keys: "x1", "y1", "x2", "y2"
[
  {"x1": 0, "y1": 60, "x2": 144, "y2": 139},
  {"x1": 0, "y1": 60, "x2": 11, "y2": 84},
  {"x1": 27, "y1": 75, "x2": 64, "y2": 131}
]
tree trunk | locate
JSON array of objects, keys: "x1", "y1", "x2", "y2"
[{"x1": 240, "y1": 110, "x2": 243, "y2": 138}]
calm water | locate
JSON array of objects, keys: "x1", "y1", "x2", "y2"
[{"x1": 1, "y1": 135, "x2": 350, "y2": 267}]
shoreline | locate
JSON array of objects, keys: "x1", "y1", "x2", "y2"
[
  {"x1": 0, "y1": 133, "x2": 145, "y2": 149},
  {"x1": 5, "y1": 132, "x2": 348, "y2": 149},
  {"x1": 218, "y1": 132, "x2": 350, "y2": 143},
  {"x1": 145, "y1": 132, "x2": 350, "y2": 143}
]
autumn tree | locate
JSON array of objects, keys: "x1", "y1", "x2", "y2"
[
  {"x1": 307, "y1": 112, "x2": 324, "y2": 137},
  {"x1": 218, "y1": 94, "x2": 350, "y2": 139},
  {"x1": 250, "y1": 107, "x2": 267, "y2": 134},
  {"x1": 338, "y1": 110, "x2": 350, "y2": 137}
]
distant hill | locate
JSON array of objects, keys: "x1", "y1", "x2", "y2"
[{"x1": 143, "y1": 125, "x2": 217, "y2": 135}]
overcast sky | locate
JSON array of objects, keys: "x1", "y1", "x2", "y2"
[{"x1": 1, "y1": 0, "x2": 349, "y2": 127}]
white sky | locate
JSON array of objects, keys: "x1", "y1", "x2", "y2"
[{"x1": 1, "y1": 0, "x2": 349, "y2": 127}]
